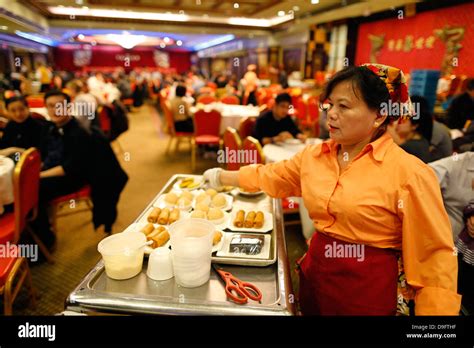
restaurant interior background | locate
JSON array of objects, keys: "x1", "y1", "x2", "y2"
[{"x1": 0, "y1": 0, "x2": 473, "y2": 321}]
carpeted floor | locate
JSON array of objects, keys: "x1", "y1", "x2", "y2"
[{"x1": 6, "y1": 103, "x2": 307, "y2": 315}]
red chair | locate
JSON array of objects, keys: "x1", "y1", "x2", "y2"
[
  {"x1": 241, "y1": 136, "x2": 265, "y2": 166},
  {"x1": 162, "y1": 100, "x2": 193, "y2": 154},
  {"x1": 206, "y1": 82, "x2": 218, "y2": 90},
  {"x1": 26, "y1": 96, "x2": 44, "y2": 108},
  {"x1": 0, "y1": 148, "x2": 39, "y2": 314},
  {"x1": 48, "y1": 185, "x2": 93, "y2": 236},
  {"x1": 223, "y1": 127, "x2": 242, "y2": 170},
  {"x1": 307, "y1": 96, "x2": 320, "y2": 137},
  {"x1": 198, "y1": 87, "x2": 215, "y2": 96},
  {"x1": 196, "y1": 95, "x2": 217, "y2": 105},
  {"x1": 97, "y1": 105, "x2": 112, "y2": 136},
  {"x1": 238, "y1": 117, "x2": 257, "y2": 140},
  {"x1": 191, "y1": 110, "x2": 222, "y2": 171},
  {"x1": 220, "y1": 95, "x2": 240, "y2": 105}
]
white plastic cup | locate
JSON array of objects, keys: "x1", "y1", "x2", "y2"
[
  {"x1": 98, "y1": 232, "x2": 146, "y2": 280},
  {"x1": 169, "y1": 218, "x2": 215, "y2": 288},
  {"x1": 147, "y1": 247, "x2": 174, "y2": 281}
]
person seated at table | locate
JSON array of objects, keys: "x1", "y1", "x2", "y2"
[
  {"x1": 169, "y1": 84, "x2": 193, "y2": 133},
  {"x1": 446, "y1": 78, "x2": 474, "y2": 131},
  {"x1": 252, "y1": 93, "x2": 306, "y2": 145},
  {"x1": 388, "y1": 95, "x2": 433, "y2": 163},
  {"x1": 0, "y1": 95, "x2": 51, "y2": 158},
  {"x1": 431, "y1": 118, "x2": 453, "y2": 161},
  {"x1": 31, "y1": 90, "x2": 128, "y2": 248},
  {"x1": 429, "y1": 152, "x2": 474, "y2": 314},
  {"x1": 204, "y1": 64, "x2": 460, "y2": 315},
  {"x1": 66, "y1": 79, "x2": 98, "y2": 131}
]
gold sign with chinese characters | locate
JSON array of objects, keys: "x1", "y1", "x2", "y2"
[{"x1": 387, "y1": 35, "x2": 436, "y2": 52}]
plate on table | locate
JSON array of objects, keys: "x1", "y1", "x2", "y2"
[
  {"x1": 173, "y1": 176, "x2": 204, "y2": 191},
  {"x1": 237, "y1": 188, "x2": 264, "y2": 197},
  {"x1": 226, "y1": 210, "x2": 273, "y2": 233},
  {"x1": 122, "y1": 223, "x2": 170, "y2": 255}
]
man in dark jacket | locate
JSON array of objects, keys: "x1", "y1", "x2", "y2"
[
  {"x1": 33, "y1": 90, "x2": 128, "y2": 248},
  {"x1": 446, "y1": 79, "x2": 474, "y2": 131}
]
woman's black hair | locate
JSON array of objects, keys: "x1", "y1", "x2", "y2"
[
  {"x1": 408, "y1": 95, "x2": 433, "y2": 142},
  {"x1": 175, "y1": 85, "x2": 187, "y2": 97},
  {"x1": 5, "y1": 95, "x2": 28, "y2": 109}
]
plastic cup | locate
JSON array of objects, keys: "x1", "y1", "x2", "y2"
[
  {"x1": 147, "y1": 247, "x2": 174, "y2": 281},
  {"x1": 98, "y1": 232, "x2": 146, "y2": 280},
  {"x1": 169, "y1": 218, "x2": 215, "y2": 288}
]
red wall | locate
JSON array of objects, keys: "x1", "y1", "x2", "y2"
[
  {"x1": 53, "y1": 45, "x2": 192, "y2": 73},
  {"x1": 355, "y1": 2, "x2": 474, "y2": 76}
]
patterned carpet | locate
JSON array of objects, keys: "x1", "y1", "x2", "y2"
[{"x1": 4, "y1": 103, "x2": 306, "y2": 315}]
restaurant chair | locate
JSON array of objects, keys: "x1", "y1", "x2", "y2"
[
  {"x1": 48, "y1": 185, "x2": 93, "y2": 236},
  {"x1": 241, "y1": 136, "x2": 265, "y2": 165},
  {"x1": 192, "y1": 110, "x2": 222, "y2": 172},
  {"x1": 206, "y1": 82, "x2": 218, "y2": 90},
  {"x1": 238, "y1": 117, "x2": 256, "y2": 140},
  {"x1": 0, "y1": 148, "x2": 40, "y2": 314},
  {"x1": 241, "y1": 137, "x2": 300, "y2": 224},
  {"x1": 196, "y1": 95, "x2": 217, "y2": 105},
  {"x1": 220, "y1": 95, "x2": 240, "y2": 105},
  {"x1": 223, "y1": 127, "x2": 242, "y2": 170},
  {"x1": 162, "y1": 100, "x2": 193, "y2": 154},
  {"x1": 25, "y1": 95, "x2": 45, "y2": 108},
  {"x1": 307, "y1": 96, "x2": 320, "y2": 138},
  {"x1": 198, "y1": 87, "x2": 215, "y2": 96}
]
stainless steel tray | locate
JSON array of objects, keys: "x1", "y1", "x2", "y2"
[{"x1": 136, "y1": 174, "x2": 278, "y2": 267}]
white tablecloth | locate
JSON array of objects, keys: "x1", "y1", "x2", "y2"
[
  {"x1": 263, "y1": 139, "x2": 323, "y2": 239},
  {"x1": 191, "y1": 102, "x2": 260, "y2": 134},
  {"x1": 0, "y1": 156, "x2": 15, "y2": 215}
]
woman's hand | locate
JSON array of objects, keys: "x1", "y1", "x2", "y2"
[{"x1": 203, "y1": 168, "x2": 240, "y2": 188}]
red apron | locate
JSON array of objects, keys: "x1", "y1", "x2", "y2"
[{"x1": 298, "y1": 232, "x2": 398, "y2": 315}]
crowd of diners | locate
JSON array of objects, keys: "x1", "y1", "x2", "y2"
[{"x1": 0, "y1": 62, "x2": 473, "y2": 316}]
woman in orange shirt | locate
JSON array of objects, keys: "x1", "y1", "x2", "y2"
[{"x1": 205, "y1": 64, "x2": 461, "y2": 315}]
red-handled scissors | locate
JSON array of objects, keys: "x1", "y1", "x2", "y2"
[{"x1": 212, "y1": 264, "x2": 262, "y2": 304}]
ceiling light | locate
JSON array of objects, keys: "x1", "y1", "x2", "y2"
[
  {"x1": 77, "y1": 34, "x2": 85, "y2": 40},
  {"x1": 176, "y1": 40, "x2": 183, "y2": 46},
  {"x1": 0, "y1": 26, "x2": 8, "y2": 30},
  {"x1": 160, "y1": 42, "x2": 166, "y2": 48},
  {"x1": 233, "y1": 3, "x2": 239, "y2": 9},
  {"x1": 193, "y1": 34, "x2": 235, "y2": 51},
  {"x1": 278, "y1": 10, "x2": 285, "y2": 17},
  {"x1": 163, "y1": 37, "x2": 170, "y2": 43},
  {"x1": 311, "y1": 0, "x2": 320, "y2": 4},
  {"x1": 91, "y1": 40, "x2": 97, "y2": 46},
  {"x1": 75, "y1": 0, "x2": 83, "y2": 4},
  {"x1": 15, "y1": 31, "x2": 55, "y2": 46},
  {"x1": 293, "y1": 6, "x2": 300, "y2": 11},
  {"x1": 47, "y1": 6, "x2": 293, "y2": 28},
  {"x1": 107, "y1": 33, "x2": 146, "y2": 49}
]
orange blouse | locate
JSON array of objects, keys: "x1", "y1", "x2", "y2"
[{"x1": 239, "y1": 132, "x2": 461, "y2": 315}]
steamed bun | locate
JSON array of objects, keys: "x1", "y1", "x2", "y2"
[
  {"x1": 207, "y1": 208, "x2": 224, "y2": 221},
  {"x1": 165, "y1": 192, "x2": 179, "y2": 204},
  {"x1": 191, "y1": 210, "x2": 207, "y2": 219},
  {"x1": 206, "y1": 188, "x2": 218, "y2": 198},
  {"x1": 211, "y1": 194, "x2": 227, "y2": 208},
  {"x1": 195, "y1": 202, "x2": 210, "y2": 212}
]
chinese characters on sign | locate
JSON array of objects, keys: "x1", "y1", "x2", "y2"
[{"x1": 386, "y1": 35, "x2": 436, "y2": 52}]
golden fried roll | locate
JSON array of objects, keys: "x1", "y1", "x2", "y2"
[
  {"x1": 213, "y1": 231, "x2": 222, "y2": 246},
  {"x1": 147, "y1": 207, "x2": 161, "y2": 223},
  {"x1": 150, "y1": 230, "x2": 170, "y2": 248},
  {"x1": 155, "y1": 225, "x2": 166, "y2": 233},
  {"x1": 158, "y1": 208, "x2": 170, "y2": 225},
  {"x1": 253, "y1": 211, "x2": 264, "y2": 228},
  {"x1": 234, "y1": 210, "x2": 245, "y2": 228},
  {"x1": 168, "y1": 209, "x2": 180, "y2": 224},
  {"x1": 140, "y1": 223, "x2": 155, "y2": 236},
  {"x1": 244, "y1": 211, "x2": 256, "y2": 228}
]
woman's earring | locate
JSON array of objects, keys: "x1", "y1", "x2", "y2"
[{"x1": 374, "y1": 122, "x2": 379, "y2": 128}]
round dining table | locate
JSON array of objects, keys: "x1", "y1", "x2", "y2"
[
  {"x1": 0, "y1": 155, "x2": 15, "y2": 215},
  {"x1": 190, "y1": 102, "x2": 260, "y2": 134},
  {"x1": 263, "y1": 139, "x2": 323, "y2": 239}
]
